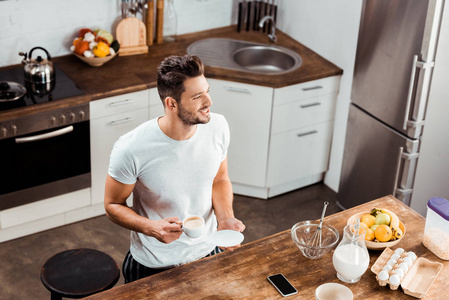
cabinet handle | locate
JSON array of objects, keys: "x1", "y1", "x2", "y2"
[
  {"x1": 300, "y1": 102, "x2": 321, "y2": 109},
  {"x1": 224, "y1": 86, "x2": 251, "y2": 94},
  {"x1": 296, "y1": 130, "x2": 318, "y2": 138},
  {"x1": 109, "y1": 117, "x2": 134, "y2": 126},
  {"x1": 302, "y1": 85, "x2": 323, "y2": 91},
  {"x1": 109, "y1": 99, "x2": 134, "y2": 106}
]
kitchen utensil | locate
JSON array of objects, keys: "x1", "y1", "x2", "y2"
[
  {"x1": 291, "y1": 220, "x2": 339, "y2": 260},
  {"x1": 0, "y1": 81, "x2": 26, "y2": 102},
  {"x1": 163, "y1": 0, "x2": 177, "y2": 42},
  {"x1": 155, "y1": 0, "x2": 164, "y2": 44},
  {"x1": 116, "y1": 17, "x2": 148, "y2": 56},
  {"x1": 146, "y1": 0, "x2": 155, "y2": 45},
  {"x1": 19, "y1": 47, "x2": 55, "y2": 84},
  {"x1": 308, "y1": 201, "x2": 329, "y2": 249}
]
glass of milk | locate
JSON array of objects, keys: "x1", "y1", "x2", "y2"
[{"x1": 332, "y1": 221, "x2": 370, "y2": 283}]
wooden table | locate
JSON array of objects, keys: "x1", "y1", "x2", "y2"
[{"x1": 86, "y1": 196, "x2": 448, "y2": 299}]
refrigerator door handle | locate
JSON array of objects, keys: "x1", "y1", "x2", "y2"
[
  {"x1": 393, "y1": 147, "x2": 404, "y2": 195},
  {"x1": 404, "y1": 56, "x2": 418, "y2": 130},
  {"x1": 404, "y1": 55, "x2": 435, "y2": 130}
]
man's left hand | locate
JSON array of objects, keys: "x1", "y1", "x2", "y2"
[{"x1": 217, "y1": 217, "x2": 246, "y2": 251}]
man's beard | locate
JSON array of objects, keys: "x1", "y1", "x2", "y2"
[{"x1": 177, "y1": 102, "x2": 210, "y2": 126}]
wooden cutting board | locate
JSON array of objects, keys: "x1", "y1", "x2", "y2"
[{"x1": 116, "y1": 17, "x2": 148, "y2": 56}]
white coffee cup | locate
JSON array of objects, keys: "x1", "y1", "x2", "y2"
[
  {"x1": 182, "y1": 215, "x2": 205, "y2": 238},
  {"x1": 316, "y1": 283, "x2": 353, "y2": 300}
]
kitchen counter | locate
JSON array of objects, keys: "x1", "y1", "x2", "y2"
[
  {"x1": 0, "y1": 25, "x2": 342, "y2": 122},
  {"x1": 85, "y1": 195, "x2": 448, "y2": 299}
]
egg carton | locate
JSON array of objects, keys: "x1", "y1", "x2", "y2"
[{"x1": 371, "y1": 247, "x2": 443, "y2": 298}]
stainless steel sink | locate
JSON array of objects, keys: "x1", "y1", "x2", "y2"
[{"x1": 187, "y1": 38, "x2": 302, "y2": 75}]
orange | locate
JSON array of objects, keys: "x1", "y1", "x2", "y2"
[
  {"x1": 365, "y1": 228, "x2": 375, "y2": 241},
  {"x1": 361, "y1": 214, "x2": 376, "y2": 228},
  {"x1": 374, "y1": 225, "x2": 393, "y2": 242}
]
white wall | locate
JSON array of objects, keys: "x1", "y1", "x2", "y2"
[
  {"x1": 278, "y1": 0, "x2": 362, "y2": 192},
  {"x1": 0, "y1": 0, "x2": 232, "y2": 67}
]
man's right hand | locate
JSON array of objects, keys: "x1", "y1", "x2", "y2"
[{"x1": 149, "y1": 217, "x2": 183, "y2": 244}]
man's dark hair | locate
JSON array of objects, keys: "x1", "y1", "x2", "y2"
[{"x1": 157, "y1": 55, "x2": 205, "y2": 105}]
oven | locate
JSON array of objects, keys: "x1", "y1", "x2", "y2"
[{"x1": 0, "y1": 65, "x2": 89, "y2": 211}]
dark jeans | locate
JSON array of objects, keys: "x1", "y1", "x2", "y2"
[{"x1": 122, "y1": 246, "x2": 224, "y2": 283}]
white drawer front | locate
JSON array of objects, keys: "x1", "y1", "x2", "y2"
[
  {"x1": 267, "y1": 121, "x2": 333, "y2": 187},
  {"x1": 149, "y1": 87, "x2": 161, "y2": 106},
  {"x1": 271, "y1": 93, "x2": 337, "y2": 134},
  {"x1": 273, "y1": 76, "x2": 340, "y2": 106},
  {"x1": 90, "y1": 90, "x2": 149, "y2": 120}
]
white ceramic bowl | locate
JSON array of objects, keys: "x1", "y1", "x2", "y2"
[
  {"x1": 347, "y1": 211, "x2": 406, "y2": 250},
  {"x1": 316, "y1": 283, "x2": 353, "y2": 300},
  {"x1": 74, "y1": 52, "x2": 117, "y2": 67}
]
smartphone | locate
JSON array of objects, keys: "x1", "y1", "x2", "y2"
[{"x1": 267, "y1": 273, "x2": 298, "y2": 297}]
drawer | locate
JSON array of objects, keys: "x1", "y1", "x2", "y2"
[
  {"x1": 90, "y1": 90, "x2": 149, "y2": 120},
  {"x1": 149, "y1": 87, "x2": 161, "y2": 106},
  {"x1": 273, "y1": 75, "x2": 340, "y2": 106},
  {"x1": 267, "y1": 121, "x2": 333, "y2": 187},
  {"x1": 271, "y1": 93, "x2": 337, "y2": 134}
]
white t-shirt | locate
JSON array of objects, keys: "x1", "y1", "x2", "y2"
[{"x1": 108, "y1": 113, "x2": 230, "y2": 268}]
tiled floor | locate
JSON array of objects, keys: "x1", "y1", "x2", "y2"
[{"x1": 0, "y1": 183, "x2": 340, "y2": 300}]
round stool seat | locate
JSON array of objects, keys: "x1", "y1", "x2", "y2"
[{"x1": 40, "y1": 248, "x2": 120, "y2": 299}]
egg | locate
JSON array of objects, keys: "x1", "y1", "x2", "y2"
[
  {"x1": 399, "y1": 262, "x2": 409, "y2": 272},
  {"x1": 387, "y1": 259, "x2": 397, "y2": 267},
  {"x1": 407, "y1": 252, "x2": 417, "y2": 261},
  {"x1": 389, "y1": 274, "x2": 401, "y2": 285},
  {"x1": 394, "y1": 268, "x2": 405, "y2": 279},
  {"x1": 390, "y1": 253, "x2": 401, "y2": 261},
  {"x1": 378, "y1": 270, "x2": 389, "y2": 281},
  {"x1": 394, "y1": 248, "x2": 405, "y2": 255},
  {"x1": 382, "y1": 265, "x2": 393, "y2": 272},
  {"x1": 403, "y1": 257, "x2": 413, "y2": 267}
]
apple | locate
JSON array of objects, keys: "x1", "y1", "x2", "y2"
[{"x1": 374, "y1": 213, "x2": 391, "y2": 226}]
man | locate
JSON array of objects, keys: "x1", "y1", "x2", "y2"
[{"x1": 104, "y1": 55, "x2": 245, "y2": 283}]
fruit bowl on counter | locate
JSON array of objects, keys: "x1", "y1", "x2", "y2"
[
  {"x1": 70, "y1": 27, "x2": 120, "y2": 67},
  {"x1": 348, "y1": 208, "x2": 406, "y2": 250}
]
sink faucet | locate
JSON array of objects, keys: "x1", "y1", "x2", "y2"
[{"x1": 259, "y1": 15, "x2": 277, "y2": 43}]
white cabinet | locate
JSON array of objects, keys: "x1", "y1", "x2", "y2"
[
  {"x1": 208, "y1": 79, "x2": 273, "y2": 188},
  {"x1": 149, "y1": 88, "x2": 165, "y2": 119},
  {"x1": 90, "y1": 90, "x2": 150, "y2": 204},
  {"x1": 209, "y1": 76, "x2": 340, "y2": 199}
]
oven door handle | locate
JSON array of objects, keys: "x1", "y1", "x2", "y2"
[{"x1": 15, "y1": 126, "x2": 74, "y2": 144}]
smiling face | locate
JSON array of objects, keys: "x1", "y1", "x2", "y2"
[{"x1": 176, "y1": 75, "x2": 212, "y2": 125}]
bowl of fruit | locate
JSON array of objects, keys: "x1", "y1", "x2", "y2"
[
  {"x1": 347, "y1": 208, "x2": 406, "y2": 250},
  {"x1": 70, "y1": 28, "x2": 120, "y2": 67}
]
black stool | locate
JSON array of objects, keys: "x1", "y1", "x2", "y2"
[{"x1": 40, "y1": 248, "x2": 120, "y2": 300}]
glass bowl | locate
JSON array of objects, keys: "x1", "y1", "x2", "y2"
[{"x1": 291, "y1": 220, "x2": 340, "y2": 259}]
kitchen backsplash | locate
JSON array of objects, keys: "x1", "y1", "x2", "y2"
[{"x1": 0, "y1": 0, "x2": 233, "y2": 68}]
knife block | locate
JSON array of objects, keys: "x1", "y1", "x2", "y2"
[{"x1": 116, "y1": 17, "x2": 149, "y2": 56}]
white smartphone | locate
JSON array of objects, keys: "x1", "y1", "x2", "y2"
[{"x1": 267, "y1": 273, "x2": 298, "y2": 297}]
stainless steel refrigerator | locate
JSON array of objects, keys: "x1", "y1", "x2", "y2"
[{"x1": 337, "y1": 0, "x2": 445, "y2": 209}]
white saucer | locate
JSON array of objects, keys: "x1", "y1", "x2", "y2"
[{"x1": 209, "y1": 230, "x2": 244, "y2": 247}]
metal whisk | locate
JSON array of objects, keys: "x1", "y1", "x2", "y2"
[{"x1": 308, "y1": 201, "x2": 329, "y2": 248}]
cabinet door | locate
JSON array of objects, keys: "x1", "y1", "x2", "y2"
[
  {"x1": 149, "y1": 88, "x2": 165, "y2": 119},
  {"x1": 90, "y1": 109, "x2": 148, "y2": 204},
  {"x1": 267, "y1": 121, "x2": 334, "y2": 187},
  {"x1": 208, "y1": 79, "x2": 273, "y2": 187}
]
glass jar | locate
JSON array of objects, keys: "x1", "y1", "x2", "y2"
[
  {"x1": 332, "y1": 222, "x2": 370, "y2": 283},
  {"x1": 163, "y1": 0, "x2": 177, "y2": 42}
]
